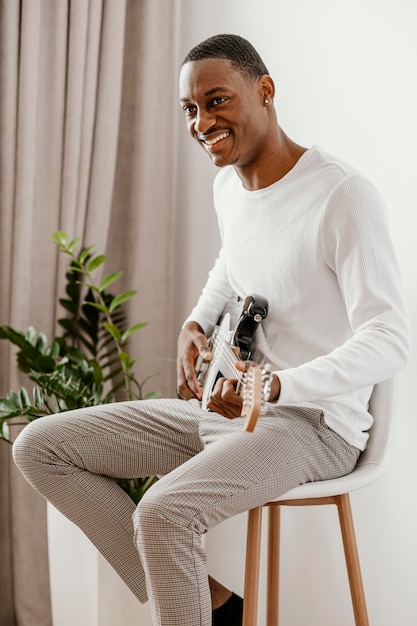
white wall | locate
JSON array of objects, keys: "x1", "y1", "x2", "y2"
[{"x1": 174, "y1": 1, "x2": 417, "y2": 624}]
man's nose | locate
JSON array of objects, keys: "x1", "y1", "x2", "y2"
[{"x1": 194, "y1": 108, "x2": 216, "y2": 135}]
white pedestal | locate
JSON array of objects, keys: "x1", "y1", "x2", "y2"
[{"x1": 47, "y1": 503, "x2": 152, "y2": 626}]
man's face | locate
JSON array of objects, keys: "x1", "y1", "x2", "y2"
[{"x1": 179, "y1": 58, "x2": 269, "y2": 169}]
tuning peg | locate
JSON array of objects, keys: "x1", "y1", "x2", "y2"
[{"x1": 260, "y1": 364, "x2": 272, "y2": 414}]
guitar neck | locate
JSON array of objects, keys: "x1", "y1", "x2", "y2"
[{"x1": 201, "y1": 334, "x2": 242, "y2": 410}]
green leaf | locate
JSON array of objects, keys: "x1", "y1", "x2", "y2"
[
  {"x1": 65, "y1": 279, "x2": 80, "y2": 300},
  {"x1": 103, "y1": 323, "x2": 121, "y2": 342},
  {"x1": 27, "y1": 409, "x2": 48, "y2": 420},
  {"x1": 0, "y1": 398, "x2": 19, "y2": 416},
  {"x1": 36, "y1": 332, "x2": 48, "y2": 354},
  {"x1": 33, "y1": 386, "x2": 45, "y2": 407},
  {"x1": 59, "y1": 298, "x2": 78, "y2": 314},
  {"x1": 58, "y1": 317, "x2": 75, "y2": 333},
  {"x1": 121, "y1": 322, "x2": 147, "y2": 343},
  {"x1": 88, "y1": 255, "x2": 107, "y2": 273},
  {"x1": 118, "y1": 352, "x2": 132, "y2": 369},
  {"x1": 7, "y1": 390, "x2": 20, "y2": 404},
  {"x1": 34, "y1": 354, "x2": 56, "y2": 372},
  {"x1": 25, "y1": 326, "x2": 37, "y2": 345},
  {"x1": 0, "y1": 420, "x2": 11, "y2": 441},
  {"x1": 51, "y1": 231, "x2": 67, "y2": 247},
  {"x1": 51, "y1": 340, "x2": 61, "y2": 360},
  {"x1": 79, "y1": 244, "x2": 95, "y2": 265},
  {"x1": 124, "y1": 356, "x2": 142, "y2": 369},
  {"x1": 144, "y1": 391, "x2": 162, "y2": 399},
  {"x1": 70, "y1": 258, "x2": 83, "y2": 270},
  {"x1": 77, "y1": 335, "x2": 97, "y2": 357},
  {"x1": 0, "y1": 327, "x2": 39, "y2": 366},
  {"x1": 19, "y1": 387, "x2": 31, "y2": 408},
  {"x1": 84, "y1": 301, "x2": 108, "y2": 313},
  {"x1": 88, "y1": 361, "x2": 104, "y2": 385},
  {"x1": 108, "y1": 290, "x2": 137, "y2": 313},
  {"x1": 68, "y1": 236, "x2": 81, "y2": 254},
  {"x1": 83, "y1": 283, "x2": 101, "y2": 294},
  {"x1": 99, "y1": 272, "x2": 123, "y2": 293},
  {"x1": 64, "y1": 345, "x2": 88, "y2": 364}
]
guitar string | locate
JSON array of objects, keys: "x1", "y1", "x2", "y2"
[
  {"x1": 213, "y1": 339, "x2": 252, "y2": 397},
  {"x1": 214, "y1": 339, "x2": 272, "y2": 406},
  {"x1": 214, "y1": 340, "x2": 242, "y2": 379}
]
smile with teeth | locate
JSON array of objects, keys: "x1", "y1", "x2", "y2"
[{"x1": 202, "y1": 131, "x2": 230, "y2": 146}]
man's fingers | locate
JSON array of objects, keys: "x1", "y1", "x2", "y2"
[
  {"x1": 176, "y1": 323, "x2": 212, "y2": 401},
  {"x1": 207, "y1": 377, "x2": 243, "y2": 417},
  {"x1": 177, "y1": 354, "x2": 202, "y2": 400},
  {"x1": 198, "y1": 343, "x2": 212, "y2": 361},
  {"x1": 235, "y1": 360, "x2": 256, "y2": 372}
]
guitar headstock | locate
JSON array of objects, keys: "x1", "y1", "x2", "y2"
[{"x1": 240, "y1": 364, "x2": 272, "y2": 432}]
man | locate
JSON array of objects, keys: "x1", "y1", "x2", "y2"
[{"x1": 13, "y1": 34, "x2": 409, "y2": 626}]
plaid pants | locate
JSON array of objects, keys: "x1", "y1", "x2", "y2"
[{"x1": 13, "y1": 398, "x2": 360, "y2": 626}]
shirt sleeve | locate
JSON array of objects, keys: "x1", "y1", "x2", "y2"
[
  {"x1": 277, "y1": 174, "x2": 410, "y2": 405},
  {"x1": 182, "y1": 247, "x2": 235, "y2": 336}
]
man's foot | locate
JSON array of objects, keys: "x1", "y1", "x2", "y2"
[{"x1": 212, "y1": 592, "x2": 243, "y2": 625}]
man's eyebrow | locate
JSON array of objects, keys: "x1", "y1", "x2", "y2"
[
  {"x1": 204, "y1": 86, "x2": 229, "y2": 96},
  {"x1": 180, "y1": 87, "x2": 229, "y2": 103}
]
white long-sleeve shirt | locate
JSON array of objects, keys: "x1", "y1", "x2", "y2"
[{"x1": 185, "y1": 146, "x2": 410, "y2": 450}]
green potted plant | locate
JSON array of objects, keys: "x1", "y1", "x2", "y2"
[{"x1": 0, "y1": 231, "x2": 159, "y2": 503}]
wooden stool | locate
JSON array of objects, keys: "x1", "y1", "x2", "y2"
[{"x1": 242, "y1": 379, "x2": 395, "y2": 625}]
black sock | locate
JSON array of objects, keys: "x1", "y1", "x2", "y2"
[{"x1": 212, "y1": 592, "x2": 243, "y2": 625}]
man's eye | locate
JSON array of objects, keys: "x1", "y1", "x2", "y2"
[
  {"x1": 183, "y1": 105, "x2": 196, "y2": 115},
  {"x1": 212, "y1": 97, "x2": 227, "y2": 106}
]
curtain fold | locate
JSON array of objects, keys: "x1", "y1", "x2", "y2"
[{"x1": 0, "y1": 1, "x2": 178, "y2": 623}]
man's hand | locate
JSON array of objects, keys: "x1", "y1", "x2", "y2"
[
  {"x1": 206, "y1": 376, "x2": 243, "y2": 418},
  {"x1": 267, "y1": 371, "x2": 281, "y2": 403},
  {"x1": 207, "y1": 362, "x2": 281, "y2": 419},
  {"x1": 177, "y1": 321, "x2": 212, "y2": 400}
]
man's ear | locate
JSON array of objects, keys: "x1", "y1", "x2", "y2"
[{"x1": 259, "y1": 75, "x2": 275, "y2": 103}]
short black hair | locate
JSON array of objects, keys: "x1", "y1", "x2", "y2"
[{"x1": 182, "y1": 34, "x2": 269, "y2": 81}]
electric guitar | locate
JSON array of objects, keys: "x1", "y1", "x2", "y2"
[{"x1": 196, "y1": 295, "x2": 272, "y2": 432}]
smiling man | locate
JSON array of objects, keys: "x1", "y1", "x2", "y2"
[
  {"x1": 13, "y1": 35, "x2": 409, "y2": 626},
  {"x1": 179, "y1": 46, "x2": 305, "y2": 187}
]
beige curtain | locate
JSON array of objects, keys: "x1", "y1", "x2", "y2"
[{"x1": 0, "y1": 1, "x2": 179, "y2": 623}]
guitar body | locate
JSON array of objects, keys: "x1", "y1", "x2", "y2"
[{"x1": 196, "y1": 294, "x2": 271, "y2": 431}]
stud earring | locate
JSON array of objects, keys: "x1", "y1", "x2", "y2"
[{"x1": 264, "y1": 99, "x2": 269, "y2": 104}]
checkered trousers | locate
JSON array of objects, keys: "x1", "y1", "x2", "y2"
[{"x1": 13, "y1": 398, "x2": 360, "y2": 626}]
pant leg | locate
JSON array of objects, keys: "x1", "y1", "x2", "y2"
[
  {"x1": 135, "y1": 405, "x2": 360, "y2": 626},
  {"x1": 12, "y1": 398, "x2": 204, "y2": 603}
]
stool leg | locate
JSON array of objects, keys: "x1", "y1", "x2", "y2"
[
  {"x1": 267, "y1": 506, "x2": 281, "y2": 626},
  {"x1": 243, "y1": 507, "x2": 263, "y2": 626},
  {"x1": 336, "y1": 494, "x2": 369, "y2": 626}
]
